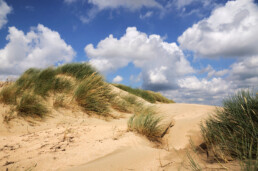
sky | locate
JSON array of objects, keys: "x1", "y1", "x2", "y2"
[{"x1": 0, "y1": 0, "x2": 258, "y2": 105}]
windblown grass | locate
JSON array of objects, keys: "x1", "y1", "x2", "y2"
[
  {"x1": 0, "y1": 85, "x2": 17, "y2": 104},
  {"x1": 17, "y1": 93, "x2": 48, "y2": 117},
  {"x1": 0, "y1": 63, "x2": 115, "y2": 117},
  {"x1": 111, "y1": 94, "x2": 146, "y2": 113},
  {"x1": 74, "y1": 73, "x2": 113, "y2": 115},
  {"x1": 128, "y1": 105, "x2": 164, "y2": 141},
  {"x1": 113, "y1": 84, "x2": 174, "y2": 103},
  {"x1": 201, "y1": 90, "x2": 258, "y2": 168},
  {"x1": 15, "y1": 67, "x2": 72, "y2": 97},
  {"x1": 56, "y1": 63, "x2": 96, "y2": 80},
  {"x1": 187, "y1": 152, "x2": 202, "y2": 171},
  {"x1": 122, "y1": 94, "x2": 138, "y2": 106}
]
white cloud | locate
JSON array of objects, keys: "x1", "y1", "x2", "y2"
[
  {"x1": 85, "y1": 27, "x2": 194, "y2": 90},
  {"x1": 162, "y1": 54, "x2": 258, "y2": 105},
  {"x1": 112, "y1": 75, "x2": 123, "y2": 83},
  {"x1": 88, "y1": 0, "x2": 162, "y2": 10},
  {"x1": 202, "y1": 64, "x2": 229, "y2": 78},
  {"x1": 0, "y1": 0, "x2": 12, "y2": 29},
  {"x1": 0, "y1": 24, "x2": 76, "y2": 80},
  {"x1": 229, "y1": 56, "x2": 258, "y2": 88},
  {"x1": 140, "y1": 11, "x2": 153, "y2": 19},
  {"x1": 85, "y1": 25, "x2": 258, "y2": 105},
  {"x1": 178, "y1": 0, "x2": 258, "y2": 58},
  {"x1": 65, "y1": 0, "x2": 162, "y2": 23}
]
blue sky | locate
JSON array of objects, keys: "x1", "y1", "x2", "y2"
[{"x1": 0, "y1": 0, "x2": 258, "y2": 105}]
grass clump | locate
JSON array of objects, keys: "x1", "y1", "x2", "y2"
[
  {"x1": 0, "y1": 63, "x2": 114, "y2": 117},
  {"x1": 56, "y1": 63, "x2": 96, "y2": 80},
  {"x1": 52, "y1": 78, "x2": 72, "y2": 93},
  {"x1": 33, "y1": 68, "x2": 57, "y2": 96},
  {"x1": 17, "y1": 93, "x2": 48, "y2": 117},
  {"x1": 201, "y1": 90, "x2": 258, "y2": 167},
  {"x1": 15, "y1": 67, "x2": 73, "y2": 97},
  {"x1": 113, "y1": 84, "x2": 174, "y2": 103},
  {"x1": 74, "y1": 73, "x2": 113, "y2": 115},
  {"x1": 128, "y1": 105, "x2": 164, "y2": 141},
  {"x1": 122, "y1": 94, "x2": 138, "y2": 106},
  {"x1": 0, "y1": 85, "x2": 17, "y2": 104}
]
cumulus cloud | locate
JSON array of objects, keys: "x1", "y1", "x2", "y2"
[
  {"x1": 178, "y1": 0, "x2": 258, "y2": 58},
  {"x1": 173, "y1": 0, "x2": 258, "y2": 104},
  {"x1": 85, "y1": 25, "x2": 258, "y2": 105},
  {"x1": 0, "y1": 24, "x2": 76, "y2": 80},
  {"x1": 163, "y1": 54, "x2": 258, "y2": 105},
  {"x1": 112, "y1": 75, "x2": 123, "y2": 83},
  {"x1": 0, "y1": 0, "x2": 12, "y2": 29},
  {"x1": 85, "y1": 27, "x2": 194, "y2": 90}
]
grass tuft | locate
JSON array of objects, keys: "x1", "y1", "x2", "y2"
[
  {"x1": 0, "y1": 85, "x2": 17, "y2": 104},
  {"x1": 74, "y1": 73, "x2": 113, "y2": 115},
  {"x1": 52, "y1": 78, "x2": 72, "y2": 93},
  {"x1": 201, "y1": 90, "x2": 258, "y2": 167},
  {"x1": 128, "y1": 106, "x2": 164, "y2": 141},
  {"x1": 56, "y1": 63, "x2": 96, "y2": 80},
  {"x1": 17, "y1": 93, "x2": 48, "y2": 117},
  {"x1": 33, "y1": 67, "x2": 57, "y2": 96}
]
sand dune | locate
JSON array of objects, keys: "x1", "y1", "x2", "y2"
[
  {"x1": 0, "y1": 82, "x2": 241, "y2": 170},
  {"x1": 0, "y1": 100, "x2": 226, "y2": 171}
]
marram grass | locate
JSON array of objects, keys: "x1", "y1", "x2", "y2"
[
  {"x1": 0, "y1": 63, "x2": 114, "y2": 117},
  {"x1": 113, "y1": 83, "x2": 174, "y2": 103},
  {"x1": 17, "y1": 93, "x2": 48, "y2": 117},
  {"x1": 74, "y1": 73, "x2": 113, "y2": 115},
  {"x1": 201, "y1": 90, "x2": 258, "y2": 168},
  {"x1": 128, "y1": 106, "x2": 164, "y2": 141}
]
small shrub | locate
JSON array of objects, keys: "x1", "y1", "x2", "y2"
[
  {"x1": 201, "y1": 90, "x2": 258, "y2": 162},
  {"x1": 74, "y1": 73, "x2": 112, "y2": 115},
  {"x1": 17, "y1": 93, "x2": 48, "y2": 117}
]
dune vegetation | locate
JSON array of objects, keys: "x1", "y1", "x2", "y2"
[
  {"x1": 0, "y1": 62, "x2": 170, "y2": 142},
  {"x1": 128, "y1": 105, "x2": 164, "y2": 142},
  {"x1": 113, "y1": 83, "x2": 174, "y2": 104},
  {"x1": 0, "y1": 63, "x2": 114, "y2": 117},
  {"x1": 0, "y1": 63, "x2": 171, "y2": 123},
  {"x1": 200, "y1": 90, "x2": 258, "y2": 170}
]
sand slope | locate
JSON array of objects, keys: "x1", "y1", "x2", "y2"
[{"x1": 0, "y1": 95, "x2": 241, "y2": 171}]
